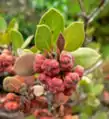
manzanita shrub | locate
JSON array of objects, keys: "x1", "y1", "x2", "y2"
[{"x1": 0, "y1": 8, "x2": 106, "y2": 119}]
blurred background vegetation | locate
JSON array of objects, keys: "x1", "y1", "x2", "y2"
[{"x1": 0, "y1": 0, "x2": 109, "y2": 59}]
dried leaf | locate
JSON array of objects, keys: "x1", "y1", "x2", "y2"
[{"x1": 57, "y1": 33, "x2": 65, "y2": 52}]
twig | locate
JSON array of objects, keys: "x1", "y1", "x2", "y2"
[
  {"x1": 84, "y1": 60, "x2": 103, "y2": 75},
  {"x1": 88, "y1": 0, "x2": 108, "y2": 24},
  {"x1": 77, "y1": 0, "x2": 108, "y2": 46},
  {"x1": 77, "y1": 0, "x2": 87, "y2": 17}
]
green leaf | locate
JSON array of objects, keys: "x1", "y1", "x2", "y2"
[
  {"x1": 39, "y1": 8, "x2": 64, "y2": 44},
  {"x1": 80, "y1": 113, "x2": 89, "y2": 119},
  {"x1": 92, "y1": 84, "x2": 104, "y2": 96},
  {"x1": 78, "y1": 76, "x2": 93, "y2": 93},
  {"x1": 87, "y1": 94, "x2": 100, "y2": 107},
  {"x1": 64, "y1": 21, "x2": 85, "y2": 51},
  {"x1": 10, "y1": 30, "x2": 24, "y2": 52},
  {"x1": 7, "y1": 18, "x2": 19, "y2": 31},
  {"x1": 25, "y1": 115, "x2": 35, "y2": 119},
  {"x1": 21, "y1": 35, "x2": 33, "y2": 49},
  {"x1": 93, "y1": 112, "x2": 108, "y2": 119},
  {"x1": 0, "y1": 16, "x2": 7, "y2": 33},
  {"x1": 72, "y1": 48, "x2": 101, "y2": 69},
  {"x1": 1, "y1": 32, "x2": 11, "y2": 45},
  {"x1": 30, "y1": 46, "x2": 38, "y2": 53},
  {"x1": 35, "y1": 24, "x2": 52, "y2": 51}
]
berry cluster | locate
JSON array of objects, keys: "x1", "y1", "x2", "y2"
[
  {"x1": 33, "y1": 51, "x2": 84, "y2": 96},
  {"x1": 0, "y1": 93, "x2": 20, "y2": 112},
  {"x1": 0, "y1": 49, "x2": 15, "y2": 74},
  {"x1": 34, "y1": 109, "x2": 53, "y2": 119}
]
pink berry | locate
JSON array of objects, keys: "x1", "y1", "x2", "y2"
[
  {"x1": 6, "y1": 93, "x2": 17, "y2": 101},
  {"x1": 74, "y1": 65, "x2": 84, "y2": 77},
  {"x1": 65, "y1": 72, "x2": 80, "y2": 89},
  {"x1": 33, "y1": 54, "x2": 45, "y2": 73},
  {"x1": 38, "y1": 73, "x2": 52, "y2": 85},
  {"x1": 60, "y1": 51, "x2": 74, "y2": 71},
  {"x1": 49, "y1": 78, "x2": 64, "y2": 93},
  {"x1": 64, "y1": 88, "x2": 73, "y2": 96},
  {"x1": 52, "y1": 77, "x2": 63, "y2": 86},
  {"x1": 4, "y1": 101, "x2": 19, "y2": 111},
  {"x1": 65, "y1": 72, "x2": 80, "y2": 82},
  {"x1": 41, "y1": 59, "x2": 60, "y2": 76}
]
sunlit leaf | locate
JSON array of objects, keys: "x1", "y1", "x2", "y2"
[
  {"x1": 7, "y1": 18, "x2": 19, "y2": 31},
  {"x1": 80, "y1": 113, "x2": 88, "y2": 119},
  {"x1": 0, "y1": 16, "x2": 7, "y2": 33},
  {"x1": 39, "y1": 8, "x2": 64, "y2": 44},
  {"x1": 10, "y1": 29, "x2": 24, "y2": 52},
  {"x1": 92, "y1": 84, "x2": 104, "y2": 96},
  {"x1": 78, "y1": 76, "x2": 93, "y2": 93},
  {"x1": 64, "y1": 21, "x2": 85, "y2": 51},
  {"x1": 21, "y1": 35, "x2": 33, "y2": 49},
  {"x1": 30, "y1": 46, "x2": 38, "y2": 53},
  {"x1": 72, "y1": 48, "x2": 101, "y2": 69},
  {"x1": 87, "y1": 94, "x2": 100, "y2": 107},
  {"x1": 35, "y1": 24, "x2": 52, "y2": 51}
]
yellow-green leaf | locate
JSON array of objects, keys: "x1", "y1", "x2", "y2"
[
  {"x1": 0, "y1": 16, "x2": 7, "y2": 33},
  {"x1": 35, "y1": 24, "x2": 52, "y2": 51},
  {"x1": 7, "y1": 18, "x2": 19, "y2": 31},
  {"x1": 10, "y1": 29, "x2": 24, "y2": 52},
  {"x1": 39, "y1": 8, "x2": 64, "y2": 44},
  {"x1": 21, "y1": 35, "x2": 33, "y2": 49},
  {"x1": 72, "y1": 48, "x2": 101, "y2": 69},
  {"x1": 64, "y1": 22, "x2": 85, "y2": 51}
]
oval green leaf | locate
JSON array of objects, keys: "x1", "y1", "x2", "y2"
[
  {"x1": 64, "y1": 21, "x2": 85, "y2": 51},
  {"x1": 10, "y1": 29, "x2": 24, "y2": 52},
  {"x1": 72, "y1": 48, "x2": 101, "y2": 69},
  {"x1": 35, "y1": 24, "x2": 52, "y2": 51},
  {"x1": 0, "y1": 16, "x2": 7, "y2": 33},
  {"x1": 39, "y1": 8, "x2": 64, "y2": 44}
]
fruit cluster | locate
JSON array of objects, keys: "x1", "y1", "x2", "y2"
[
  {"x1": 0, "y1": 93, "x2": 20, "y2": 112},
  {"x1": 33, "y1": 51, "x2": 84, "y2": 96},
  {"x1": 0, "y1": 49, "x2": 15, "y2": 74}
]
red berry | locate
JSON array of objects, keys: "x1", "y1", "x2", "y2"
[
  {"x1": 52, "y1": 77, "x2": 63, "y2": 86},
  {"x1": 60, "y1": 51, "x2": 74, "y2": 71},
  {"x1": 64, "y1": 88, "x2": 73, "y2": 96},
  {"x1": 65, "y1": 72, "x2": 80, "y2": 82},
  {"x1": 49, "y1": 78, "x2": 64, "y2": 93},
  {"x1": 0, "y1": 52, "x2": 15, "y2": 73},
  {"x1": 4, "y1": 101, "x2": 19, "y2": 111},
  {"x1": 38, "y1": 73, "x2": 52, "y2": 85},
  {"x1": 33, "y1": 54, "x2": 45, "y2": 73},
  {"x1": 64, "y1": 77, "x2": 72, "y2": 88},
  {"x1": 6, "y1": 93, "x2": 17, "y2": 101},
  {"x1": 74, "y1": 65, "x2": 84, "y2": 77},
  {"x1": 64, "y1": 72, "x2": 79, "y2": 90},
  {"x1": 42, "y1": 59, "x2": 60, "y2": 76}
]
